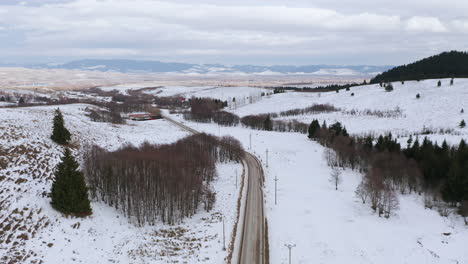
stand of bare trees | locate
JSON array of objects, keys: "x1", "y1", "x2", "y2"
[
  {"x1": 183, "y1": 97, "x2": 226, "y2": 123},
  {"x1": 84, "y1": 134, "x2": 244, "y2": 226}
]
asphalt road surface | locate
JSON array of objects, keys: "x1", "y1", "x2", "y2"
[{"x1": 163, "y1": 116, "x2": 266, "y2": 264}]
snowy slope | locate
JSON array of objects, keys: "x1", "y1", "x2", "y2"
[
  {"x1": 0, "y1": 105, "x2": 241, "y2": 264},
  {"x1": 167, "y1": 114, "x2": 468, "y2": 264},
  {"x1": 231, "y1": 78, "x2": 468, "y2": 144}
]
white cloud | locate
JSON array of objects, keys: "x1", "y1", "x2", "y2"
[
  {"x1": 405, "y1": 16, "x2": 448, "y2": 33},
  {"x1": 452, "y1": 19, "x2": 468, "y2": 33},
  {"x1": 0, "y1": 0, "x2": 466, "y2": 65}
]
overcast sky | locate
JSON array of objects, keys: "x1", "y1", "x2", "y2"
[{"x1": 0, "y1": 0, "x2": 467, "y2": 65}]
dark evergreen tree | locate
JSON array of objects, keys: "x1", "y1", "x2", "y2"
[
  {"x1": 416, "y1": 93, "x2": 420, "y2": 99},
  {"x1": 461, "y1": 109, "x2": 465, "y2": 114},
  {"x1": 0, "y1": 96, "x2": 5, "y2": 102},
  {"x1": 18, "y1": 97, "x2": 25, "y2": 105},
  {"x1": 437, "y1": 80, "x2": 442, "y2": 87},
  {"x1": 51, "y1": 108, "x2": 71, "y2": 145},
  {"x1": 308, "y1": 119, "x2": 320, "y2": 139},
  {"x1": 460, "y1": 120, "x2": 466, "y2": 128},
  {"x1": 407, "y1": 135, "x2": 413, "y2": 149},
  {"x1": 450, "y1": 78, "x2": 454, "y2": 85},
  {"x1": 329, "y1": 122, "x2": 344, "y2": 136},
  {"x1": 321, "y1": 120, "x2": 327, "y2": 129},
  {"x1": 342, "y1": 127, "x2": 349, "y2": 137},
  {"x1": 263, "y1": 115, "x2": 273, "y2": 131},
  {"x1": 442, "y1": 160, "x2": 464, "y2": 204},
  {"x1": 51, "y1": 148, "x2": 92, "y2": 216}
]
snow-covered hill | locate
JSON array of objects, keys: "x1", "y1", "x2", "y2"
[
  {"x1": 231, "y1": 78, "x2": 468, "y2": 145},
  {"x1": 0, "y1": 105, "x2": 241, "y2": 263}
]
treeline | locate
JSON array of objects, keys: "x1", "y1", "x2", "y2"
[
  {"x1": 404, "y1": 137, "x2": 468, "y2": 207},
  {"x1": 371, "y1": 51, "x2": 468, "y2": 83},
  {"x1": 83, "y1": 134, "x2": 244, "y2": 226},
  {"x1": 267, "y1": 82, "x2": 365, "y2": 93},
  {"x1": 240, "y1": 114, "x2": 308, "y2": 133},
  {"x1": 183, "y1": 97, "x2": 227, "y2": 122},
  {"x1": 183, "y1": 100, "x2": 337, "y2": 130},
  {"x1": 308, "y1": 119, "x2": 468, "y2": 220}
]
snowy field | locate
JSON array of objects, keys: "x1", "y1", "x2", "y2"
[
  {"x1": 168, "y1": 114, "x2": 468, "y2": 264},
  {"x1": 0, "y1": 104, "x2": 241, "y2": 264}
]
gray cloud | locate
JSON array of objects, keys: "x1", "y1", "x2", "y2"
[{"x1": 0, "y1": 0, "x2": 467, "y2": 65}]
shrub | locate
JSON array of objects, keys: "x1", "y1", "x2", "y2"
[{"x1": 385, "y1": 83, "x2": 394, "y2": 92}]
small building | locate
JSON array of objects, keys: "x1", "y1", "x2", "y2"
[{"x1": 128, "y1": 113, "x2": 161, "y2": 121}]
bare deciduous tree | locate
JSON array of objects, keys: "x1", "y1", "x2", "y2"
[{"x1": 330, "y1": 167, "x2": 342, "y2": 190}]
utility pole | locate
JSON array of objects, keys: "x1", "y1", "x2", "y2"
[
  {"x1": 284, "y1": 244, "x2": 296, "y2": 264},
  {"x1": 249, "y1": 133, "x2": 252, "y2": 150},
  {"x1": 222, "y1": 216, "x2": 226, "y2": 251},
  {"x1": 266, "y1": 149, "x2": 269, "y2": 168},
  {"x1": 274, "y1": 175, "x2": 279, "y2": 205}
]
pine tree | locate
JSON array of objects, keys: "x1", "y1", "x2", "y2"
[
  {"x1": 51, "y1": 148, "x2": 92, "y2": 216},
  {"x1": 0, "y1": 96, "x2": 5, "y2": 102},
  {"x1": 342, "y1": 127, "x2": 349, "y2": 137},
  {"x1": 460, "y1": 120, "x2": 466, "y2": 128},
  {"x1": 263, "y1": 115, "x2": 273, "y2": 131},
  {"x1": 308, "y1": 119, "x2": 320, "y2": 139},
  {"x1": 321, "y1": 120, "x2": 327, "y2": 129},
  {"x1": 416, "y1": 93, "x2": 420, "y2": 99},
  {"x1": 438, "y1": 80, "x2": 442, "y2": 87},
  {"x1": 51, "y1": 108, "x2": 71, "y2": 145},
  {"x1": 407, "y1": 135, "x2": 413, "y2": 149},
  {"x1": 450, "y1": 78, "x2": 454, "y2": 85},
  {"x1": 442, "y1": 160, "x2": 464, "y2": 203}
]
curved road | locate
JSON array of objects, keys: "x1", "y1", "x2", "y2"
[
  {"x1": 238, "y1": 152, "x2": 265, "y2": 264},
  {"x1": 163, "y1": 116, "x2": 266, "y2": 264}
]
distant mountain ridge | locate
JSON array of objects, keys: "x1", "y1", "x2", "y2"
[
  {"x1": 1, "y1": 59, "x2": 392, "y2": 76},
  {"x1": 371, "y1": 51, "x2": 468, "y2": 83}
]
